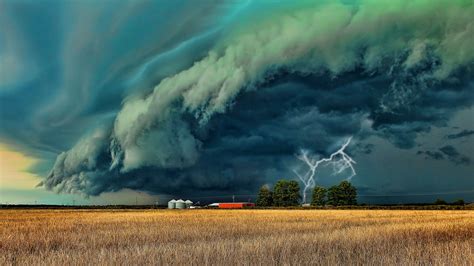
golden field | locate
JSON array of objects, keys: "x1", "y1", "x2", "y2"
[{"x1": 0, "y1": 209, "x2": 473, "y2": 265}]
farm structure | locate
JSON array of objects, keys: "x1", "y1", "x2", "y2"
[
  {"x1": 168, "y1": 199, "x2": 193, "y2": 209},
  {"x1": 218, "y1": 203, "x2": 255, "y2": 209}
]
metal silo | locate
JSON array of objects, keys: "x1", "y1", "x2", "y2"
[
  {"x1": 168, "y1": 199, "x2": 176, "y2": 209},
  {"x1": 185, "y1": 200, "x2": 193, "y2": 208},
  {"x1": 175, "y1": 199, "x2": 186, "y2": 209}
]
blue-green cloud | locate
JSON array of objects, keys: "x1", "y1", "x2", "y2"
[{"x1": 1, "y1": 0, "x2": 473, "y2": 202}]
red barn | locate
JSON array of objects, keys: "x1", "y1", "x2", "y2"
[{"x1": 218, "y1": 202, "x2": 255, "y2": 209}]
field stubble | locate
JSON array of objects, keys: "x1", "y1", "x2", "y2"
[{"x1": 0, "y1": 209, "x2": 472, "y2": 265}]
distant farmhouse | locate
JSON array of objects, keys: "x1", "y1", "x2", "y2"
[{"x1": 168, "y1": 200, "x2": 255, "y2": 209}]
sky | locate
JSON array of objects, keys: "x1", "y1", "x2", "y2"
[{"x1": 0, "y1": 0, "x2": 473, "y2": 205}]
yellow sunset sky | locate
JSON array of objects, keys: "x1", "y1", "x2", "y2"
[
  {"x1": 0, "y1": 143, "x2": 40, "y2": 190},
  {"x1": 0, "y1": 143, "x2": 159, "y2": 205}
]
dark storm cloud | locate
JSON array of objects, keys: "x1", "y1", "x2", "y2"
[
  {"x1": 42, "y1": 0, "x2": 474, "y2": 196},
  {"x1": 417, "y1": 145, "x2": 471, "y2": 165},
  {"x1": 2, "y1": 1, "x2": 474, "y2": 198},
  {"x1": 439, "y1": 146, "x2": 471, "y2": 165},
  {"x1": 0, "y1": 0, "x2": 239, "y2": 158},
  {"x1": 355, "y1": 143, "x2": 375, "y2": 155},
  {"x1": 445, "y1": 130, "x2": 474, "y2": 140},
  {"x1": 417, "y1": 150, "x2": 444, "y2": 161}
]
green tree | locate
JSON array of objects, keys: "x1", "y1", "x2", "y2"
[
  {"x1": 434, "y1": 198, "x2": 447, "y2": 205},
  {"x1": 339, "y1": 181, "x2": 357, "y2": 205},
  {"x1": 311, "y1": 186, "x2": 327, "y2": 206},
  {"x1": 273, "y1": 179, "x2": 301, "y2": 207},
  {"x1": 327, "y1": 181, "x2": 357, "y2": 206},
  {"x1": 451, "y1": 199, "x2": 465, "y2": 205},
  {"x1": 327, "y1": 185, "x2": 341, "y2": 206},
  {"x1": 256, "y1": 185, "x2": 273, "y2": 207}
]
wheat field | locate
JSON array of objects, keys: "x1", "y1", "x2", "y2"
[{"x1": 0, "y1": 209, "x2": 473, "y2": 265}]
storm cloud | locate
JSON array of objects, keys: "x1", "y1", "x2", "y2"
[
  {"x1": 439, "y1": 145, "x2": 471, "y2": 165},
  {"x1": 1, "y1": 0, "x2": 473, "y2": 199},
  {"x1": 445, "y1": 129, "x2": 474, "y2": 140}
]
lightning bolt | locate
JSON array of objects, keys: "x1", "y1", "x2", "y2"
[{"x1": 293, "y1": 137, "x2": 356, "y2": 204}]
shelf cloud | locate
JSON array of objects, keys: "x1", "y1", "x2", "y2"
[{"x1": 1, "y1": 0, "x2": 473, "y2": 199}]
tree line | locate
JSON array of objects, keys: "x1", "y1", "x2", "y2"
[
  {"x1": 256, "y1": 179, "x2": 357, "y2": 207},
  {"x1": 434, "y1": 198, "x2": 465, "y2": 205}
]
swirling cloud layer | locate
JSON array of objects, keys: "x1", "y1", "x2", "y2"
[{"x1": 1, "y1": 0, "x2": 473, "y2": 200}]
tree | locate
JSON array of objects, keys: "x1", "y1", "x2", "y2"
[
  {"x1": 327, "y1": 181, "x2": 357, "y2": 206},
  {"x1": 256, "y1": 185, "x2": 273, "y2": 207},
  {"x1": 311, "y1": 186, "x2": 327, "y2": 206},
  {"x1": 273, "y1": 179, "x2": 301, "y2": 207},
  {"x1": 327, "y1": 185, "x2": 341, "y2": 206},
  {"x1": 451, "y1": 199, "x2": 465, "y2": 205},
  {"x1": 339, "y1": 181, "x2": 357, "y2": 205},
  {"x1": 434, "y1": 198, "x2": 447, "y2": 205}
]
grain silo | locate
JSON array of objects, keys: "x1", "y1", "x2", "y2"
[
  {"x1": 175, "y1": 199, "x2": 186, "y2": 209},
  {"x1": 185, "y1": 200, "x2": 193, "y2": 208},
  {"x1": 168, "y1": 199, "x2": 176, "y2": 209}
]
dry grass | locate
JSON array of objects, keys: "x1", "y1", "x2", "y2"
[{"x1": 0, "y1": 209, "x2": 473, "y2": 265}]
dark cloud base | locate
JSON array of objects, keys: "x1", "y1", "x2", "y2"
[
  {"x1": 44, "y1": 66, "x2": 474, "y2": 197},
  {"x1": 2, "y1": 1, "x2": 473, "y2": 200},
  {"x1": 445, "y1": 129, "x2": 474, "y2": 140}
]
